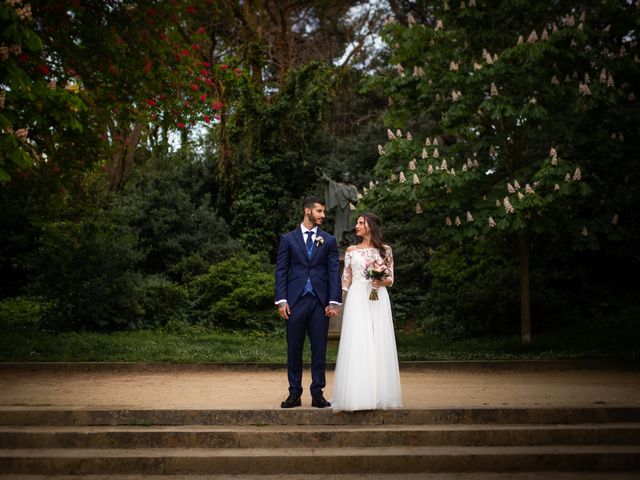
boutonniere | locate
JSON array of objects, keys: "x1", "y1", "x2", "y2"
[{"x1": 315, "y1": 236, "x2": 324, "y2": 247}]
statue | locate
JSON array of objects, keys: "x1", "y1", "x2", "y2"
[{"x1": 321, "y1": 171, "x2": 359, "y2": 246}]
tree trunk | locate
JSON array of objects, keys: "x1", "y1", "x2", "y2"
[{"x1": 516, "y1": 232, "x2": 532, "y2": 343}]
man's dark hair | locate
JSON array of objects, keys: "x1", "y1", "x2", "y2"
[{"x1": 303, "y1": 195, "x2": 325, "y2": 212}]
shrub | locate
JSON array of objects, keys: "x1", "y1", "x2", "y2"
[
  {"x1": 139, "y1": 275, "x2": 189, "y2": 328},
  {"x1": 0, "y1": 296, "x2": 52, "y2": 331},
  {"x1": 189, "y1": 253, "x2": 279, "y2": 330}
]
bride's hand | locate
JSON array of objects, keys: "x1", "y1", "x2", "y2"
[{"x1": 372, "y1": 279, "x2": 382, "y2": 289}]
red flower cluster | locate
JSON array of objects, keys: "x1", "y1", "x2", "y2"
[{"x1": 211, "y1": 100, "x2": 223, "y2": 110}]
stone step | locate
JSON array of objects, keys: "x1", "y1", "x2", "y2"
[
  {"x1": 1, "y1": 423, "x2": 639, "y2": 449},
  {"x1": 1, "y1": 407, "x2": 639, "y2": 426},
  {"x1": 1, "y1": 445, "x2": 639, "y2": 475},
  {"x1": 3, "y1": 474, "x2": 640, "y2": 480}
]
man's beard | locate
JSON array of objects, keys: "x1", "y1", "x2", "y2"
[{"x1": 308, "y1": 212, "x2": 323, "y2": 226}]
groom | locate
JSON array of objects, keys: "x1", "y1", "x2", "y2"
[{"x1": 275, "y1": 195, "x2": 341, "y2": 408}]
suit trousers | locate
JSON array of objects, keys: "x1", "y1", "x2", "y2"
[{"x1": 285, "y1": 293, "x2": 329, "y2": 398}]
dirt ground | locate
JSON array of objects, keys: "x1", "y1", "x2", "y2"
[{"x1": 0, "y1": 365, "x2": 639, "y2": 409}]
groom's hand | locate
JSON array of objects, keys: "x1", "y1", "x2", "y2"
[
  {"x1": 278, "y1": 303, "x2": 290, "y2": 320},
  {"x1": 325, "y1": 305, "x2": 340, "y2": 317}
]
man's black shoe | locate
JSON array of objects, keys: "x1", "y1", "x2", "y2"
[
  {"x1": 281, "y1": 394, "x2": 302, "y2": 408},
  {"x1": 311, "y1": 393, "x2": 331, "y2": 408}
]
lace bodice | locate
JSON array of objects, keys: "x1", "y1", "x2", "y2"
[{"x1": 341, "y1": 246, "x2": 394, "y2": 291}]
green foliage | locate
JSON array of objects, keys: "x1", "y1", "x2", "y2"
[
  {"x1": 189, "y1": 254, "x2": 279, "y2": 331},
  {"x1": 0, "y1": 1, "x2": 86, "y2": 182},
  {"x1": 138, "y1": 275, "x2": 189, "y2": 330},
  {"x1": 115, "y1": 151, "x2": 239, "y2": 281},
  {"x1": 27, "y1": 204, "x2": 145, "y2": 331},
  {"x1": 0, "y1": 295, "x2": 51, "y2": 331},
  {"x1": 422, "y1": 242, "x2": 520, "y2": 339}
]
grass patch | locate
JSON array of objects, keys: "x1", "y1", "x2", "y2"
[{"x1": 0, "y1": 320, "x2": 637, "y2": 362}]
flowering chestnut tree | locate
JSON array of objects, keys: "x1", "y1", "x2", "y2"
[{"x1": 363, "y1": 0, "x2": 639, "y2": 342}]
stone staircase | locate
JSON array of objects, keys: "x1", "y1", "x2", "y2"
[{"x1": 0, "y1": 406, "x2": 639, "y2": 477}]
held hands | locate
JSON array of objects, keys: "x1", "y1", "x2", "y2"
[{"x1": 325, "y1": 305, "x2": 340, "y2": 317}]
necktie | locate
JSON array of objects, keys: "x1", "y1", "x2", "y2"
[
  {"x1": 305, "y1": 231, "x2": 314, "y2": 257},
  {"x1": 303, "y1": 231, "x2": 315, "y2": 296}
]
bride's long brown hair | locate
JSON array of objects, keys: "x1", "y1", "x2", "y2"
[{"x1": 359, "y1": 212, "x2": 386, "y2": 259}]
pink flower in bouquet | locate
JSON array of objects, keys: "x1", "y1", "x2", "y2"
[{"x1": 364, "y1": 259, "x2": 389, "y2": 301}]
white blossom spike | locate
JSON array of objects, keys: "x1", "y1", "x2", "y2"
[
  {"x1": 599, "y1": 68, "x2": 607, "y2": 83},
  {"x1": 493, "y1": 53, "x2": 499, "y2": 62},
  {"x1": 469, "y1": 0, "x2": 476, "y2": 6},
  {"x1": 446, "y1": 216, "x2": 452, "y2": 226},
  {"x1": 444, "y1": 1, "x2": 450, "y2": 10},
  {"x1": 396, "y1": 128, "x2": 402, "y2": 138},
  {"x1": 552, "y1": 22, "x2": 558, "y2": 33},
  {"x1": 466, "y1": 211, "x2": 474, "y2": 222},
  {"x1": 467, "y1": 158, "x2": 474, "y2": 168},
  {"x1": 603, "y1": 24, "x2": 611, "y2": 32},
  {"x1": 612, "y1": 213, "x2": 619, "y2": 225},
  {"x1": 395, "y1": 64, "x2": 404, "y2": 75},
  {"x1": 496, "y1": 199, "x2": 501, "y2": 207},
  {"x1": 507, "y1": 183, "x2": 516, "y2": 194},
  {"x1": 607, "y1": 74, "x2": 615, "y2": 87},
  {"x1": 408, "y1": 159, "x2": 417, "y2": 171},
  {"x1": 387, "y1": 128, "x2": 396, "y2": 140},
  {"x1": 378, "y1": 145, "x2": 385, "y2": 156},
  {"x1": 570, "y1": 38, "x2": 577, "y2": 47},
  {"x1": 363, "y1": 186, "x2": 368, "y2": 194},
  {"x1": 577, "y1": 22, "x2": 583, "y2": 31},
  {"x1": 399, "y1": 172, "x2": 406, "y2": 183},
  {"x1": 525, "y1": 183, "x2": 535, "y2": 194},
  {"x1": 564, "y1": 173, "x2": 572, "y2": 182},
  {"x1": 629, "y1": 92, "x2": 636, "y2": 101},
  {"x1": 416, "y1": 202, "x2": 423, "y2": 214},
  {"x1": 455, "y1": 216, "x2": 461, "y2": 226},
  {"x1": 461, "y1": 1, "x2": 466, "y2": 9},
  {"x1": 579, "y1": 83, "x2": 592, "y2": 96},
  {"x1": 450, "y1": 168, "x2": 456, "y2": 176},
  {"x1": 433, "y1": 148, "x2": 440, "y2": 158},
  {"x1": 573, "y1": 167, "x2": 582, "y2": 181},
  {"x1": 584, "y1": 73, "x2": 590, "y2": 84},
  {"x1": 514, "y1": 180, "x2": 521, "y2": 190},
  {"x1": 462, "y1": 164, "x2": 468, "y2": 173},
  {"x1": 440, "y1": 159, "x2": 447, "y2": 170},
  {"x1": 413, "y1": 173, "x2": 420, "y2": 185},
  {"x1": 425, "y1": 137, "x2": 432, "y2": 146},
  {"x1": 527, "y1": 30, "x2": 538, "y2": 43},
  {"x1": 428, "y1": 164, "x2": 434, "y2": 174},
  {"x1": 422, "y1": 148, "x2": 429, "y2": 159},
  {"x1": 581, "y1": 226, "x2": 588, "y2": 236},
  {"x1": 489, "y1": 216, "x2": 496, "y2": 227},
  {"x1": 517, "y1": 191, "x2": 524, "y2": 200},
  {"x1": 517, "y1": 35, "x2": 524, "y2": 45},
  {"x1": 433, "y1": 138, "x2": 439, "y2": 146},
  {"x1": 435, "y1": 19, "x2": 444, "y2": 31},
  {"x1": 579, "y1": 11, "x2": 586, "y2": 22},
  {"x1": 473, "y1": 62, "x2": 482, "y2": 71},
  {"x1": 369, "y1": 181, "x2": 375, "y2": 189},
  {"x1": 541, "y1": 29, "x2": 549, "y2": 41},
  {"x1": 491, "y1": 82, "x2": 499, "y2": 96},
  {"x1": 554, "y1": 183, "x2": 560, "y2": 191},
  {"x1": 407, "y1": 131, "x2": 413, "y2": 141},
  {"x1": 449, "y1": 61, "x2": 459, "y2": 71},
  {"x1": 407, "y1": 13, "x2": 416, "y2": 27},
  {"x1": 566, "y1": 14, "x2": 575, "y2": 27},
  {"x1": 390, "y1": 173, "x2": 397, "y2": 181},
  {"x1": 473, "y1": 159, "x2": 479, "y2": 167},
  {"x1": 452, "y1": 90, "x2": 462, "y2": 101},
  {"x1": 503, "y1": 196, "x2": 515, "y2": 214}
]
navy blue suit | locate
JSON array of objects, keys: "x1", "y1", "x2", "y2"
[{"x1": 275, "y1": 227, "x2": 341, "y2": 398}]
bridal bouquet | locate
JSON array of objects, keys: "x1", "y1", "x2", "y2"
[{"x1": 364, "y1": 260, "x2": 389, "y2": 301}]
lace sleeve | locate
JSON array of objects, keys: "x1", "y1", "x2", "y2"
[
  {"x1": 384, "y1": 246, "x2": 394, "y2": 287},
  {"x1": 341, "y1": 251, "x2": 352, "y2": 291}
]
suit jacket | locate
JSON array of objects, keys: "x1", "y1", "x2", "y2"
[{"x1": 275, "y1": 227, "x2": 341, "y2": 308}]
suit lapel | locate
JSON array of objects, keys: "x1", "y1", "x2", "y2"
[
  {"x1": 309, "y1": 229, "x2": 324, "y2": 262},
  {"x1": 293, "y1": 228, "x2": 309, "y2": 261}
]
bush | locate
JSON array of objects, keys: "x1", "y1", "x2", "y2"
[
  {"x1": 139, "y1": 275, "x2": 189, "y2": 329},
  {"x1": 27, "y1": 209, "x2": 146, "y2": 331},
  {"x1": 419, "y1": 241, "x2": 520, "y2": 339},
  {"x1": 189, "y1": 253, "x2": 279, "y2": 330},
  {"x1": 0, "y1": 296, "x2": 52, "y2": 331}
]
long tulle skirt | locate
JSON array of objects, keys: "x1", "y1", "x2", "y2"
[{"x1": 331, "y1": 280, "x2": 402, "y2": 411}]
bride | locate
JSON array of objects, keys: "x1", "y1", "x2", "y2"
[{"x1": 331, "y1": 212, "x2": 402, "y2": 411}]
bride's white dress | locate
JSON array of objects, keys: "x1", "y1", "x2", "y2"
[{"x1": 331, "y1": 246, "x2": 402, "y2": 411}]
